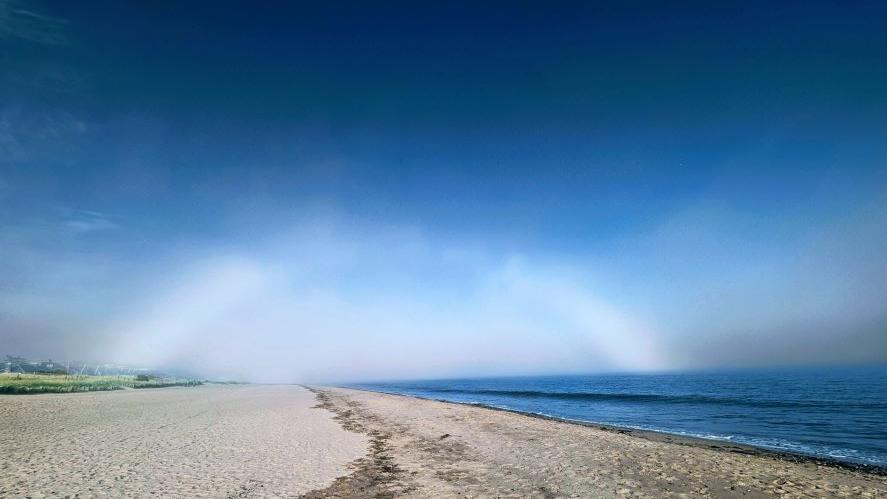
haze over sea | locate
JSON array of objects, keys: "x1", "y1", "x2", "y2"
[{"x1": 351, "y1": 366, "x2": 887, "y2": 467}]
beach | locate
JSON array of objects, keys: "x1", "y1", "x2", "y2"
[
  {"x1": 310, "y1": 387, "x2": 886, "y2": 498},
  {"x1": 0, "y1": 385, "x2": 367, "y2": 497},
  {"x1": 2, "y1": 384, "x2": 885, "y2": 497}
]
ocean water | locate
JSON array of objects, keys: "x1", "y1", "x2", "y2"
[{"x1": 349, "y1": 367, "x2": 887, "y2": 467}]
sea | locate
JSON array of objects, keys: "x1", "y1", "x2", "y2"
[{"x1": 349, "y1": 366, "x2": 887, "y2": 467}]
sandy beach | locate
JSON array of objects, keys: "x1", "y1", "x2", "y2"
[
  {"x1": 309, "y1": 387, "x2": 886, "y2": 498},
  {"x1": 3, "y1": 384, "x2": 885, "y2": 498},
  {"x1": 0, "y1": 385, "x2": 367, "y2": 498}
]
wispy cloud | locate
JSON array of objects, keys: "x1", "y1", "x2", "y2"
[
  {"x1": 0, "y1": 108, "x2": 88, "y2": 163},
  {"x1": 61, "y1": 208, "x2": 119, "y2": 234},
  {"x1": 0, "y1": 0, "x2": 67, "y2": 45}
]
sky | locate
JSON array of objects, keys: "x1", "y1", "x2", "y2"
[{"x1": 1, "y1": 0, "x2": 886, "y2": 382}]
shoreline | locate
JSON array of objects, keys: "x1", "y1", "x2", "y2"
[
  {"x1": 308, "y1": 385, "x2": 887, "y2": 497},
  {"x1": 335, "y1": 385, "x2": 887, "y2": 476},
  {"x1": 3, "y1": 383, "x2": 884, "y2": 497}
]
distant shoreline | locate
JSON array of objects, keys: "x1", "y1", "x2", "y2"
[
  {"x1": 335, "y1": 384, "x2": 887, "y2": 476},
  {"x1": 0, "y1": 372, "x2": 203, "y2": 394}
]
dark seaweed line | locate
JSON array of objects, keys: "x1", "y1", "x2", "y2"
[{"x1": 341, "y1": 385, "x2": 887, "y2": 476}]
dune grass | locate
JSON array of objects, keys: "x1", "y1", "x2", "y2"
[{"x1": 0, "y1": 372, "x2": 203, "y2": 394}]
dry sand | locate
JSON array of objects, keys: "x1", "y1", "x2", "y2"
[
  {"x1": 0, "y1": 385, "x2": 367, "y2": 498},
  {"x1": 3, "y1": 384, "x2": 885, "y2": 498},
  {"x1": 307, "y1": 387, "x2": 887, "y2": 498}
]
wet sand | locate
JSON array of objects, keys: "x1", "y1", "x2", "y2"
[
  {"x1": 307, "y1": 386, "x2": 887, "y2": 498},
  {"x1": 0, "y1": 385, "x2": 367, "y2": 498}
]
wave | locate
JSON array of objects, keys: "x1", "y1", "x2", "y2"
[{"x1": 398, "y1": 387, "x2": 887, "y2": 410}]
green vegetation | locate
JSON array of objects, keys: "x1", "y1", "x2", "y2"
[{"x1": 0, "y1": 372, "x2": 203, "y2": 394}]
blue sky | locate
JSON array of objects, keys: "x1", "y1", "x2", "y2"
[{"x1": 2, "y1": 1, "x2": 886, "y2": 381}]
